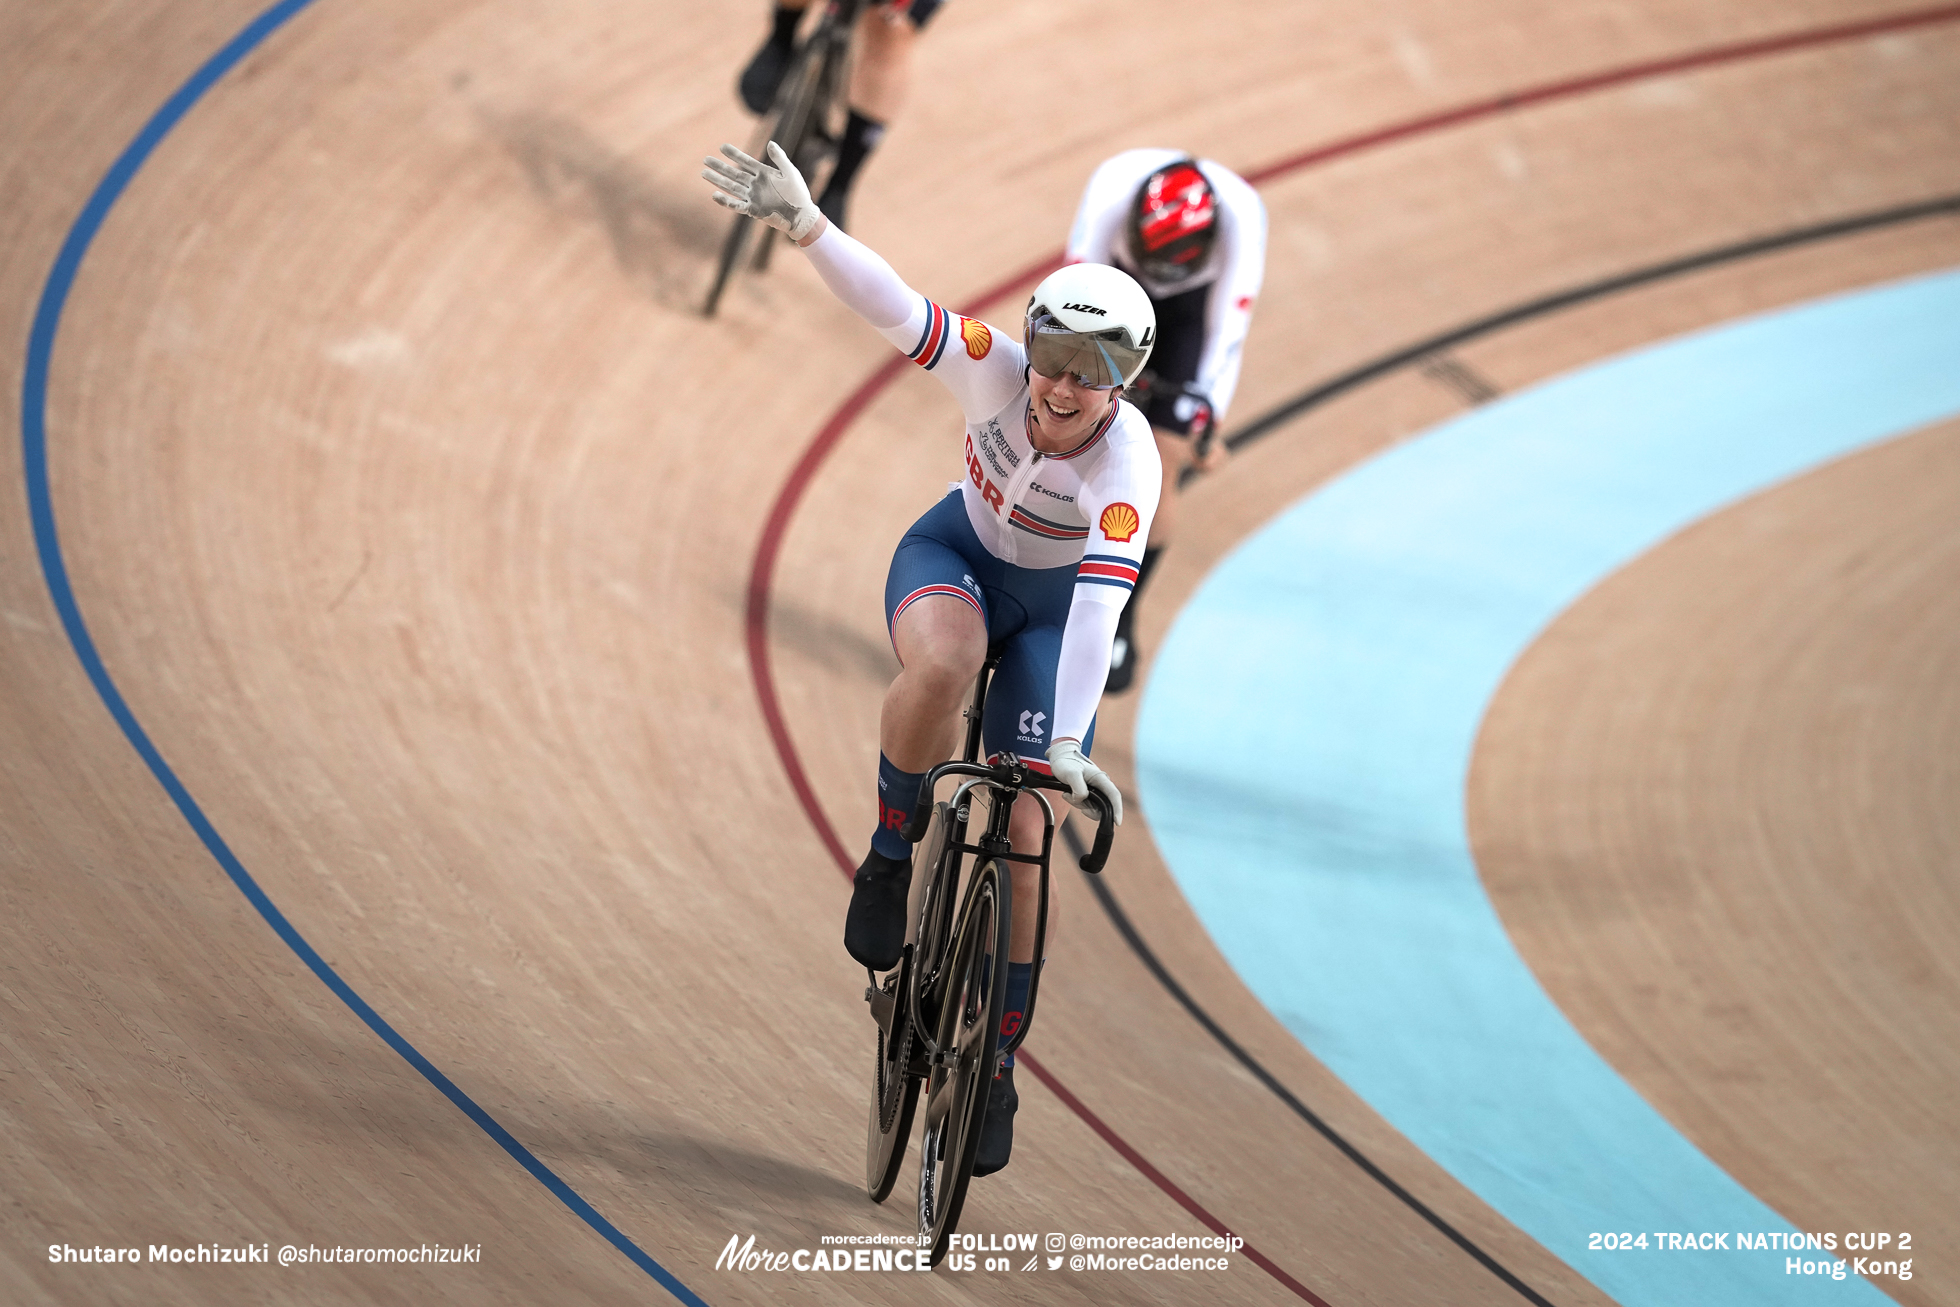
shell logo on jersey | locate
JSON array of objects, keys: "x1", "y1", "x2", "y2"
[
  {"x1": 959, "y1": 317, "x2": 992, "y2": 360},
  {"x1": 1099, "y1": 502, "x2": 1140, "y2": 542}
]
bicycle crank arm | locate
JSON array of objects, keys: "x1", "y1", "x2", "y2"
[{"x1": 864, "y1": 983, "x2": 896, "y2": 1033}]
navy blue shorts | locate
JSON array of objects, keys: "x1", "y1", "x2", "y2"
[{"x1": 884, "y1": 492, "x2": 1095, "y2": 763}]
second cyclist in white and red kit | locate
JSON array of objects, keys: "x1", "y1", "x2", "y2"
[
  {"x1": 703, "y1": 140, "x2": 1160, "y2": 1177},
  {"x1": 1067, "y1": 149, "x2": 1267, "y2": 690}
]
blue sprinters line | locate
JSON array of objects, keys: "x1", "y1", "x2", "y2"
[
  {"x1": 1139, "y1": 267, "x2": 1960, "y2": 1306},
  {"x1": 18, "y1": 5, "x2": 707, "y2": 1302}
]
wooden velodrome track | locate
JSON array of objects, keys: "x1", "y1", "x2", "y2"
[{"x1": 5, "y1": 0, "x2": 1957, "y2": 1303}]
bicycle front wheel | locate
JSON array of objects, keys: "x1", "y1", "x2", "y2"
[{"x1": 916, "y1": 857, "x2": 1010, "y2": 1265}]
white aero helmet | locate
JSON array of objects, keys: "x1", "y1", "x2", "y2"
[{"x1": 1024, "y1": 263, "x2": 1156, "y2": 388}]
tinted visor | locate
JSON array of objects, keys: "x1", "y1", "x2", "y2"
[{"x1": 1025, "y1": 314, "x2": 1149, "y2": 388}]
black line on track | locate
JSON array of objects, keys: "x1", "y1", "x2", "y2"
[
  {"x1": 1062, "y1": 822, "x2": 1558, "y2": 1306},
  {"x1": 1094, "y1": 190, "x2": 1960, "y2": 1306},
  {"x1": 1220, "y1": 191, "x2": 1960, "y2": 462}
]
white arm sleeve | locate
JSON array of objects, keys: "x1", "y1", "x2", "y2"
[
  {"x1": 801, "y1": 222, "x2": 916, "y2": 329},
  {"x1": 1048, "y1": 424, "x2": 1162, "y2": 745},
  {"x1": 1050, "y1": 596, "x2": 1122, "y2": 745},
  {"x1": 802, "y1": 224, "x2": 1026, "y2": 421}
]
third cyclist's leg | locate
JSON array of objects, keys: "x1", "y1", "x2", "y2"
[
  {"x1": 1102, "y1": 424, "x2": 1179, "y2": 689},
  {"x1": 816, "y1": 0, "x2": 937, "y2": 230}
]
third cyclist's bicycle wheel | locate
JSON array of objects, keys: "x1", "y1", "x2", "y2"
[
  {"x1": 702, "y1": 24, "x2": 834, "y2": 315},
  {"x1": 916, "y1": 857, "x2": 1010, "y2": 1264}
]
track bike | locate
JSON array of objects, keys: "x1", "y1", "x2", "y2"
[
  {"x1": 702, "y1": 0, "x2": 867, "y2": 316},
  {"x1": 862, "y1": 646, "x2": 1116, "y2": 1266}
]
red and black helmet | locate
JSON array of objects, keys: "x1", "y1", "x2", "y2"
[{"x1": 1125, "y1": 160, "x2": 1218, "y2": 284}]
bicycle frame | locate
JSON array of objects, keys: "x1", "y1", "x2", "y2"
[
  {"x1": 894, "y1": 653, "x2": 1116, "y2": 1072},
  {"x1": 863, "y1": 650, "x2": 1120, "y2": 1240},
  {"x1": 907, "y1": 767, "x2": 1056, "y2": 1072}
]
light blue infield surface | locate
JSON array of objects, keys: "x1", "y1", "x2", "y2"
[{"x1": 1137, "y1": 266, "x2": 1960, "y2": 1305}]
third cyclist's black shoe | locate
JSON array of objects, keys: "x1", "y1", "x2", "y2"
[
  {"x1": 738, "y1": 38, "x2": 794, "y2": 114},
  {"x1": 844, "y1": 848, "x2": 911, "y2": 971},
  {"x1": 972, "y1": 1064, "x2": 1018, "y2": 1176}
]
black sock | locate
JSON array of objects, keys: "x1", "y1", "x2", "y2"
[
  {"x1": 768, "y1": 3, "x2": 804, "y2": 48},
  {"x1": 824, "y1": 108, "x2": 886, "y2": 200},
  {"x1": 870, "y1": 752, "x2": 926, "y2": 860}
]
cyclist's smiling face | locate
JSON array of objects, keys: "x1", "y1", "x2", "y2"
[{"x1": 1027, "y1": 369, "x2": 1118, "y2": 452}]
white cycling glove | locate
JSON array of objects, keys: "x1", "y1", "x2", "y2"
[
  {"x1": 701, "y1": 141, "x2": 823, "y2": 242},
  {"x1": 1045, "y1": 740, "x2": 1123, "y2": 826}
]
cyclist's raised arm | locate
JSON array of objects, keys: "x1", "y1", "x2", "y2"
[
  {"x1": 1048, "y1": 433, "x2": 1163, "y2": 749},
  {"x1": 800, "y1": 224, "x2": 1025, "y2": 421},
  {"x1": 703, "y1": 140, "x2": 1023, "y2": 420}
]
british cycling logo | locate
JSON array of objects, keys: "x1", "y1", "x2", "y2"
[
  {"x1": 969, "y1": 428, "x2": 1016, "y2": 479},
  {"x1": 986, "y1": 423, "x2": 1019, "y2": 470}
]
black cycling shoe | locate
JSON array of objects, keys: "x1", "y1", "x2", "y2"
[
  {"x1": 971, "y1": 1064, "x2": 1018, "y2": 1177},
  {"x1": 1104, "y1": 631, "x2": 1137, "y2": 694},
  {"x1": 844, "y1": 848, "x2": 912, "y2": 971},
  {"x1": 737, "y1": 37, "x2": 794, "y2": 114}
]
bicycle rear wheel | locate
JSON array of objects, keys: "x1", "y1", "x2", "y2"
[{"x1": 916, "y1": 857, "x2": 1010, "y2": 1265}]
